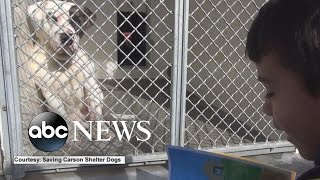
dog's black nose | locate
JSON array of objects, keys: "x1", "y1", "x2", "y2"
[{"x1": 60, "y1": 33, "x2": 73, "y2": 46}]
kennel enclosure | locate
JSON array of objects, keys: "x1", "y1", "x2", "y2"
[{"x1": 0, "y1": 0, "x2": 295, "y2": 178}]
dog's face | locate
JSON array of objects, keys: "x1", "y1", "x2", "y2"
[{"x1": 28, "y1": 1, "x2": 96, "y2": 56}]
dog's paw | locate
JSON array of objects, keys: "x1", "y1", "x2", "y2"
[
  {"x1": 88, "y1": 111, "x2": 97, "y2": 121},
  {"x1": 69, "y1": 113, "x2": 81, "y2": 121}
]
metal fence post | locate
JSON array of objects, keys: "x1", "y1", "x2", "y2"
[
  {"x1": 171, "y1": 0, "x2": 189, "y2": 147},
  {"x1": 178, "y1": 0, "x2": 190, "y2": 147},
  {"x1": 0, "y1": 26, "x2": 14, "y2": 180},
  {"x1": 171, "y1": 0, "x2": 183, "y2": 146},
  {"x1": 0, "y1": 0, "x2": 24, "y2": 178}
]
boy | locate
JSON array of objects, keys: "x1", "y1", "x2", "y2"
[{"x1": 245, "y1": 0, "x2": 320, "y2": 179}]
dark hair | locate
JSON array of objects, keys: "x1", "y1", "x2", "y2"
[{"x1": 245, "y1": 0, "x2": 320, "y2": 95}]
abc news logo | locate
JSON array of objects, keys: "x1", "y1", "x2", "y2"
[
  {"x1": 28, "y1": 112, "x2": 68, "y2": 152},
  {"x1": 28, "y1": 112, "x2": 151, "y2": 152}
]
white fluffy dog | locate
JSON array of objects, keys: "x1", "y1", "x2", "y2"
[{"x1": 28, "y1": 1, "x2": 103, "y2": 123}]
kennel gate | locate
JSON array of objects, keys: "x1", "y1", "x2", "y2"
[{"x1": 0, "y1": 0, "x2": 295, "y2": 178}]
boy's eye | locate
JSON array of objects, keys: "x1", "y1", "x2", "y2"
[{"x1": 265, "y1": 92, "x2": 274, "y2": 99}]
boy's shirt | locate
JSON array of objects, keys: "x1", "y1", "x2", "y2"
[{"x1": 315, "y1": 154, "x2": 320, "y2": 167}]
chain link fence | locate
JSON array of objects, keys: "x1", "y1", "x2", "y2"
[
  {"x1": 0, "y1": 0, "x2": 292, "y2": 175},
  {"x1": 13, "y1": 0, "x2": 173, "y2": 158},
  {"x1": 184, "y1": 0, "x2": 286, "y2": 150}
]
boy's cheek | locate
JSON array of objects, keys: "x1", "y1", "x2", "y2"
[{"x1": 270, "y1": 104, "x2": 294, "y2": 132}]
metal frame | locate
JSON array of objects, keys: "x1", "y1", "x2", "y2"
[
  {"x1": 0, "y1": 19, "x2": 14, "y2": 180},
  {"x1": 171, "y1": 0, "x2": 190, "y2": 147},
  {"x1": 171, "y1": 0, "x2": 184, "y2": 146},
  {"x1": 179, "y1": 0, "x2": 190, "y2": 147},
  {"x1": 1, "y1": 0, "x2": 24, "y2": 178}
]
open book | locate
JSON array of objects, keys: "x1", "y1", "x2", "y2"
[{"x1": 167, "y1": 146, "x2": 296, "y2": 180}]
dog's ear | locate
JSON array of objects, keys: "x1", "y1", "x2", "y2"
[
  {"x1": 83, "y1": 7, "x2": 97, "y2": 29},
  {"x1": 69, "y1": 5, "x2": 97, "y2": 38},
  {"x1": 28, "y1": 2, "x2": 45, "y2": 26},
  {"x1": 28, "y1": 2, "x2": 45, "y2": 43},
  {"x1": 28, "y1": 3, "x2": 38, "y2": 16}
]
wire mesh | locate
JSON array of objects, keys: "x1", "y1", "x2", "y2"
[
  {"x1": 12, "y1": 0, "x2": 174, "y2": 157},
  {"x1": 184, "y1": 0, "x2": 286, "y2": 150},
  {"x1": 8, "y1": 0, "x2": 291, "y2": 171}
]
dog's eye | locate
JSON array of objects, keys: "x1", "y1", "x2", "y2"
[
  {"x1": 52, "y1": 16, "x2": 58, "y2": 22},
  {"x1": 47, "y1": 12, "x2": 58, "y2": 22}
]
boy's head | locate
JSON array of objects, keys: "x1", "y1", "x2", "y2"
[{"x1": 246, "y1": 0, "x2": 320, "y2": 160}]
